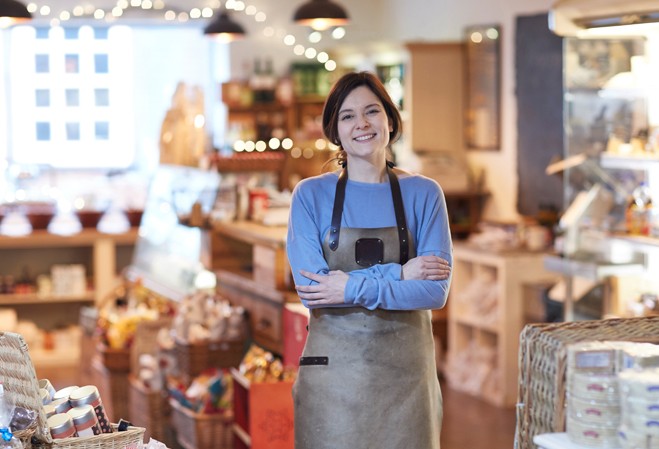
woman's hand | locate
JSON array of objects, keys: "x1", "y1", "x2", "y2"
[
  {"x1": 296, "y1": 269, "x2": 349, "y2": 305},
  {"x1": 402, "y1": 256, "x2": 451, "y2": 281}
]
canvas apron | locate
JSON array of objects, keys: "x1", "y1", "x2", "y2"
[{"x1": 293, "y1": 166, "x2": 442, "y2": 449}]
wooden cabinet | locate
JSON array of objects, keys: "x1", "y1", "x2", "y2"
[
  {"x1": 405, "y1": 42, "x2": 465, "y2": 153},
  {"x1": 446, "y1": 243, "x2": 554, "y2": 407},
  {"x1": 211, "y1": 221, "x2": 294, "y2": 355},
  {"x1": 231, "y1": 368, "x2": 294, "y2": 449},
  {"x1": 0, "y1": 228, "x2": 137, "y2": 368}
]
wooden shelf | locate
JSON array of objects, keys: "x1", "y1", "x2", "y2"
[
  {"x1": 447, "y1": 243, "x2": 555, "y2": 407},
  {"x1": 0, "y1": 227, "x2": 138, "y2": 249},
  {"x1": 0, "y1": 292, "x2": 95, "y2": 305}
]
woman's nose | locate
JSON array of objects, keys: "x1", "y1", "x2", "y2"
[{"x1": 356, "y1": 114, "x2": 369, "y2": 128}]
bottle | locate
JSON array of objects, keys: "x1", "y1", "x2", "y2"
[
  {"x1": 250, "y1": 58, "x2": 263, "y2": 103},
  {"x1": 626, "y1": 182, "x2": 653, "y2": 236}
]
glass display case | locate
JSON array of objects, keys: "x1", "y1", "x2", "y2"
[
  {"x1": 552, "y1": 29, "x2": 659, "y2": 319},
  {"x1": 560, "y1": 35, "x2": 652, "y2": 255}
]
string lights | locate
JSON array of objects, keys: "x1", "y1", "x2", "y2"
[{"x1": 25, "y1": 0, "x2": 344, "y2": 71}]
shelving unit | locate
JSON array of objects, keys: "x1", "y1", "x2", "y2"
[
  {"x1": 211, "y1": 221, "x2": 295, "y2": 355},
  {"x1": 0, "y1": 228, "x2": 138, "y2": 368},
  {"x1": 447, "y1": 242, "x2": 555, "y2": 407},
  {"x1": 231, "y1": 368, "x2": 294, "y2": 449}
]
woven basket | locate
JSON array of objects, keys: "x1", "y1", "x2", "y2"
[
  {"x1": 128, "y1": 376, "x2": 170, "y2": 443},
  {"x1": 127, "y1": 318, "x2": 172, "y2": 443},
  {"x1": 0, "y1": 331, "x2": 145, "y2": 449},
  {"x1": 175, "y1": 339, "x2": 246, "y2": 381},
  {"x1": 514, "y1": 316, "x2": 659, "y2": 449},
  {"x1": 169, "y1": 398, "x2": 233, "y2": 449},
  {"x1": 97, "y1": 344, "x2": 130, "y2": 373}
]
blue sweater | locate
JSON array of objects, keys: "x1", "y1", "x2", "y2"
[{"x1": 286, "y1": 171, "x2": 453, "y2": 310}]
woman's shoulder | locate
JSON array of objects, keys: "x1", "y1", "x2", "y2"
[
  {"x1": 292, "y1": 171, "x2": 339, "y2": 196},
  {"x1": 396, "y1": 169, "x2": 442, "y2": 191}
]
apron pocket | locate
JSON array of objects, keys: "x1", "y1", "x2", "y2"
[{"x1": 299, "y1": 356, "x2": 329, "y2": 366}]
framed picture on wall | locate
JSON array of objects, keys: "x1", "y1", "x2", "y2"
[{"x1": 465, "y1": 24, "x2": 502, "y2": 150}]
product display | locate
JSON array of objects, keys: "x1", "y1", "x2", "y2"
[{"x1": 564, "y1": 341, "x2": 659, "y2": 448}]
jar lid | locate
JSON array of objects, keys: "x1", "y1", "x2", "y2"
[
  {"x1": 68, "y1": 385, "x2": 99, "y2": 403},
  {"x1": 47, "y1": 413, "x2": 74, "y2": 433}
]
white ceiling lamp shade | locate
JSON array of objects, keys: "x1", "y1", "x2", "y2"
[
  {"x1": 293, "y1": 0, "x2": 349, "y2": 31},
  {"x1": 0, "y1": 0, "x2": 32, "y2": 28},
  {"x1": 549, "y1": 0, "x2": 659, "y2": 36},
  {"x1": 203, "y1": 11, "x2": 246, "y2": 43}
]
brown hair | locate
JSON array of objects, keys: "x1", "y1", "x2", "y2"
[{"x1": 322, "y1": 71, "x2": 402, "y2": 168}]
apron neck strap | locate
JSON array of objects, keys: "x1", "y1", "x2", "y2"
[{"x1": 329, "y1": 162, "x2": 410, "y2": 265}]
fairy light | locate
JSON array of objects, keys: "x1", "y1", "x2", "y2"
[{"x1": 27, "y1": 1, "x2": 341, "y2": 80}]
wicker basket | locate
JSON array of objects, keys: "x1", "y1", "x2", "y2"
[
  {"x1": 169, "y1": 398, "x2": 233, "y2": 449},
  {"x1": 515, "y1": 316, "x2": 659, "y2": 449},
  {"x1": 97, "y1": 344, "x2": 130, "y2": 373},
  {"x1": 127, "y1": 317, "x2": 173, "y2": 444},
  {"x1": 128, "y1": 376, "x2": 171, "y2": 444},
  {"x1": 0, "y1": 331, "x2": 145, "y2": 449},
  {"x1": 175, "y1": 339, "x2": 246, "y2": 381}
]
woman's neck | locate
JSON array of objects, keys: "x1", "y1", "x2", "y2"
[{"x1": 346, "y1": 156, "x2": 387, "y2": 183}]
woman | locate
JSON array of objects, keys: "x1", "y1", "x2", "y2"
[{"x1": 286, "y1": 71, "x2": 453, "y2": 449}]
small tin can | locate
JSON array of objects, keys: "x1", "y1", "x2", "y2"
[
  {"x1": 51, "y1": 397, "x2": 72, "y2": 414},
  {"x1": 39, "y1": 379, "x2": 56, "y2": 400},
  {"x1": 43, "y1": 403, "x2": 57, "y2": 419},
  {"x1": 40, "y1": 388, "x2": 52, "y2": 405},
  {"x1": 68, "y1": 385, "x2": 113, "y2": 433},
  {"x1": 53, "y1": 385, "x2": 79, "y2": 402},
  {"x1": 67, "y1": 405, "x2": 101, "y2": 437},
  {"x1": 47, "y1": 413, "x2": 78, "y2": 439}
]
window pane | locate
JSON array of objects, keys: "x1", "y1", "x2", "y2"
[
  {"x1": 95, "y1": 121, "x2": 109, "y2": 140},
  {"x1": 65, "y1": 89, "x2": 79, "y2": 107},
  {"x1": 64, "y1": 28, "x2": 79, "y2": 39},
  {"x1": 35, "y1": 54, "x2": 49, "y2": 73},
  {"x1": 94, "y1": 54, "x2": 109, "y2": 73},
  {"x1": 36, "y1": 122, "x2": 50, "y2": 141},
  {"x1": 66, "y1": 122, "x2": 80, "y2": 140},
  {"x1": 94, "y1": 88, "x2": 109, "y2": 106},
  {"x1": 36, "y1": 28, "x2": 49, "y2": 39},
  {"x1": 65, "y1": 54, "x2": 79, "y2": 73},
  {"x1": 94, "y1": 28, "x2": 108, "y2": 39},
  {"x1": 35, "y1": 89, "x2": 50, "y2": 107}
]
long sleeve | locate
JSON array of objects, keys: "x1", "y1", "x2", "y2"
[{"x1": 286, "y1": 172, "x2": 453, "y2": 311}]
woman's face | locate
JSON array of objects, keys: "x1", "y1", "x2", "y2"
[{"x1": 336, "y1": 85, "x2": 393, "y2": 164}]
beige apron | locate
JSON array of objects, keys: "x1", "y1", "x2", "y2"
[{"x1": 293, "y1": 166, "x2": 442, "y2": 449}]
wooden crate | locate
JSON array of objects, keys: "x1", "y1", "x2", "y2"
[{"x1": 231, "y1": 368, "x2": 294, "y2": 449}]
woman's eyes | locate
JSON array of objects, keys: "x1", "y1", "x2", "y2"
[{"x1": 339, "y1": 109, "x2": 381, "y2": 121}]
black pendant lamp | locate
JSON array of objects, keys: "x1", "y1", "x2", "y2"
[
  {"x1": 293, "y1": 0, "x2": 349, "y2": 31},
  {"x1": 0, "y1": 0, "x2": 32, "y2": 27},
  {"x1": 203, "y1": 11, "x2": 246, "y2": 42}
]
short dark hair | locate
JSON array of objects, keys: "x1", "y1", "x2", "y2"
[{"x1": 322, "y1": 71, "x2": 402, "y2": 164}]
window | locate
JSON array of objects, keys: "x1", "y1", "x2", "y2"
[
  {"x1": 7, "y1": 25, "x2": 135, "y2": 168},
  {"x1": 2, "y1": 24, "x2": 227, "y2": 172}
]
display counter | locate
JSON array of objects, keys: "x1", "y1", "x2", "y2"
[{"x1": 211, "y1": 220, "x2": 295, "y2": 354}]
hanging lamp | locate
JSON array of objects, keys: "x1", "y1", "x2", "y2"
[
  {"x1": 0, "y1": 0, "x2": 32, "y2": 27},
  {"x1": 293, "y1": 0, "x2": 349, "y2": 31},
  {"x1": 203, "y1": 11, "x2": 246, "y2": 43}
]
